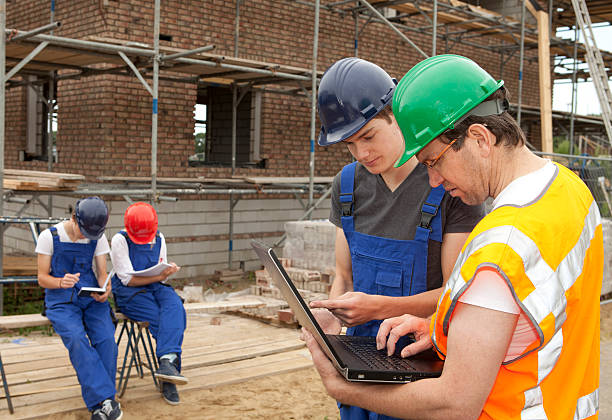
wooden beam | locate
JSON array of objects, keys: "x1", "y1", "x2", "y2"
[
  {"x1": 537, "y1": 10, "x2": 553, "y2": 153},
  {"x1": 524, "y1": 0, "x2": 538, "y2": 18}
]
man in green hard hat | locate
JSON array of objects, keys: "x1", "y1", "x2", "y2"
[{"x1": 303, "y1": 54, "x2": 602, "y2": 419}]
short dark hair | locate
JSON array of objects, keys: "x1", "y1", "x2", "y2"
[
  {"x1": 440, "y1": 87, "x2": 525, "y2": 150},
  {"x1": 372, "y1": 105, "x2": 394, "y2": 125}
]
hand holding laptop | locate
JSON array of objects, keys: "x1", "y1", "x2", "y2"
[{"x1": 301, "y1": 328, "x2": 346, "y2": 397}]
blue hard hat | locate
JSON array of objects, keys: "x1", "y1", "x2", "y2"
[
  {"x1": 317, "y1": 57, "x2": 397, "y2": 146},
  {"x1": 75, "y1": 197, "x2": 109, "y2": 240}
]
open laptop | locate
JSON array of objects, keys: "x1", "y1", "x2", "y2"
[{"x1": 251, "y1": 240, "x2": 443, "y2": 383}]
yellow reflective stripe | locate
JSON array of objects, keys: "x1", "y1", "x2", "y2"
[{"x1": 574, "y1": 389, "x2": 598, "y2": 420}]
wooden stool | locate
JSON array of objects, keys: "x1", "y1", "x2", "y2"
[{"x1": 115, "y1": 313, "x2": 159, "y2": 397}]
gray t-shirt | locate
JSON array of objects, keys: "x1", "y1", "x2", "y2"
[{"x1": 330, "y1": 163, "x2": 485, "y2": 291}]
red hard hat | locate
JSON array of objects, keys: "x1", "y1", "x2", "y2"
[{"x1": 124, "y1": 202, "x2": 158, "y2": 244}]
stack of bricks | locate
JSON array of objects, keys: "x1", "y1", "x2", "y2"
[
  {"x1": 250, "y1": 257, "x2": 334, "y2": 297},
  {"x1": 249, "y1": 256, "x2": 330, "y2": 327}
]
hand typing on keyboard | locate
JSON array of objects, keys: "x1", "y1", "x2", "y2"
[{"x1": 376, "y1": 314, "x2": 432, "y2": 357}]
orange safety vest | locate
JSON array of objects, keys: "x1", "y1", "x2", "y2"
[{"x1": 431, "y1": 163, "x2": 602, "y2": 419}]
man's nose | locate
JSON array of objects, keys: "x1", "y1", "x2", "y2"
[
  {"x1": 427, "y1": 167, "x2": 444, "y2": 188},
  {"x1": 354, "y1": 143, "x2": 369, "y2": 160}
]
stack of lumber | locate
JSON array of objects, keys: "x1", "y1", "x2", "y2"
[
  {"x1": 2, "y1": 256, "x2": 37, "y2": 276},
  {"x1": 2, "y1": 169, "x2": 84, "y2": 191}
]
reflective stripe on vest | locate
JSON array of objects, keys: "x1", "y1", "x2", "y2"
[
  {"x1": 430, "y1": 163, "x2": 602, "y2": 419},
  {"x1": 574, "y1": 389, "x2": 598, "y2": 420}
]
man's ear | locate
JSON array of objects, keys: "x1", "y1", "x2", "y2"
[{"x1": 467, "y1": 124, "x2": 493, "y2": 157}]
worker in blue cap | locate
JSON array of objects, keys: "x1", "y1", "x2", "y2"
[{"x1": 36, "y1": 197, "x2": 122, "y2": 420}]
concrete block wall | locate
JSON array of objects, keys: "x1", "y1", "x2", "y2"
[{"x1": 2, "y1": 194, "x2": 332, "y2": 280}]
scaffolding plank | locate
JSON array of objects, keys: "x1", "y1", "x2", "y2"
[{"x1": 241, "y1": 176, "x2": 333, "y2": 185}]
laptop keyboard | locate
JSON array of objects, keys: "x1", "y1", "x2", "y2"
[{"x1": 335, "y1": 335, "x2": 416, "y2": 371}]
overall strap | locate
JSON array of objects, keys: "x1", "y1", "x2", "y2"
[
  {"x1": 414, "y1": 185, "x2": 445, "y2": 242},
  {"x1": 119, "y1": 230, "x2": 130, "y2": 242},
  {"x1": 340, "y1": 162, "x2": 358, "y2": 234}
]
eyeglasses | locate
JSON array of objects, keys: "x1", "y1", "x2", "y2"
[{"x1": 422, "y1": 138, "x2": 458, "y2": 169}]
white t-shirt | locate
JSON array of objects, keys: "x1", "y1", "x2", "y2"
[
  {"x1": 35, "y1": 222, "x2": 110, "y2": 257},
  {"x1": 110, "y1": 230, "x2": 167, "y2": 286},
  {"x1": 457, "y1": 161, "x2": 555, "y2": 362}
]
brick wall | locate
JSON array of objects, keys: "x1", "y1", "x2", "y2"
[{"x1": 5, "y1": 0, "x2": 544, "y2": 179}]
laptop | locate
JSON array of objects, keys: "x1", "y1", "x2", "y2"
[{"x1": 251, "y1": 240, "x2": 443, "y2": 383}]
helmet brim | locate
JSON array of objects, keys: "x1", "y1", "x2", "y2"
[{"x1": 126, "y1": 229, "x2": 156, "y2": 245}]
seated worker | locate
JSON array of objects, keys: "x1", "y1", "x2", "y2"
[
  {"x1": 36, "y1": 196, "x2": 122, "y2": 420},
  {"x1": 110, "y1": 202, "x2": 187, "y2": 405},
  {"x1": 309, "y1": 57, "x2": 484, "y2": 420}
]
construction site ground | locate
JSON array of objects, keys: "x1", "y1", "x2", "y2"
[{"x1": 1, "y1": 295, "x2": 610, "y2": 419}]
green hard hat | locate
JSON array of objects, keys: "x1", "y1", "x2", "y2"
[{"x1": 393, "y1": 54, "x2": 504, "y2": 167}]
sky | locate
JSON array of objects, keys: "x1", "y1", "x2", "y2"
[{"x1": 553, "y1": 24, "x2": 612, "y2": 116}]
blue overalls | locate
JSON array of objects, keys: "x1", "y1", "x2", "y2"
[
  {"x1": 44, "y1": 227, "x2": 117, "y2": 411},
  {"x1": 339, "y1": 162, "x2": 444, "y2": 420},
  {"x1": 112, "y1": 231, "x2": 186, "y2": 366}
]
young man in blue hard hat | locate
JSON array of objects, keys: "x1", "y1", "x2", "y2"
[
  {"x1": 304, "y1": 55, "x2": 602, "y2": 419},
  {"x1": 309, "y1": 57, "x2": 484, "y2": 420},
  {"x1": 110, "y1": 202, "x2": 186, "y2": 405},
  {"x1": 36, "y1": 197, "x2": 122, "y2": 420}
]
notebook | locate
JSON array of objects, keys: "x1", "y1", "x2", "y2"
[
  {"x1": 251, "y1": 240, "x2": 443, "y2": 383},
  {"x1": 78, "y1": 270, "x2": 113, "y2": 297}
]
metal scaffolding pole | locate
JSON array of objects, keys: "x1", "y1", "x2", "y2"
[
  {"x1": 358, "y1": 0, "x2": 428, "y2": 59},
  {"x1": 229, "y1": 84, "x2": 238, "y2": 268},
  {"x1": 5, "y1": 30, "x2": 313, "y2": 83},
  {"x1": 354, "y1": 8, "x2": 359, "y2": 56},
  {"x1": 0, "y1": 0, "x2": 5, "y2": 315},
  {"x1": 151, "y1": 0, "x2": 160, "y2": 204},
  {"x1": 234, "y1": 0, "x2": 240, "y2": 57},
  {"x1": 308, "y1": 0, "x2": 319, "y2": 212},
  {"x1": 517, "y1": 0, "x2": 526, "y2": 128},
  {"x1": 47, "y1": 0, "x2": 55, "y2": 218},
  {"x1": 432, "y1": 0, "x2": 438, "y2": 56},
  {"x1": 569, "y1": 23, "x2": 579, "y2": 155}
]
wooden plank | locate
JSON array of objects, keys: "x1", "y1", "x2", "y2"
[
  {"x1": 0, "y1": 347, "x2": 311, "y2": 412},
  {"x1": 0, "y1": 298, "x2": 266, "y2": 330},
  {"x1": 242, "y1": 176, "x2": 333, "y2": 184},
  {"x1": 197, "y1": 176, "x2": 250, "y2": 184},
  {"x1": 3, "y1": 169, "x2": 85, "y2": 181},
  {"x1": 97, "y1": 176, "x2": 204, "y2": 183},
  {"x1": 0, "y1": 314, "x2": 50, "y2": 330},
  {"x1": 182, "y1": 299, "x2": 265, "y2": 313},
  {"x1": 0, "y1": 352, "x2": 312, "y2": 419},
  {"x1": 537, "y1": 10, "x2": 553, "y2": 153},
  {"x1": 2, "y1": 338, "x2": 303, "y2": 391}
]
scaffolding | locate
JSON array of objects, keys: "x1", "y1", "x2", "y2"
[{"x1": 1, "y1": 0, "x2": 611, "y2": 285}]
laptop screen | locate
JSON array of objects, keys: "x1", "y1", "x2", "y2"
[{"x1": 251, "y1": 240, "x2": 347, "y2": 370}]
